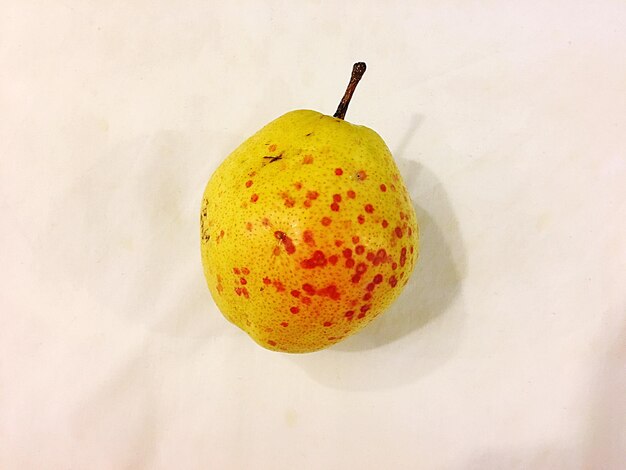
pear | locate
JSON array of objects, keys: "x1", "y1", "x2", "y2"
[{"x1": 201, "y1": 63, "x2": 419, "y2": 353}]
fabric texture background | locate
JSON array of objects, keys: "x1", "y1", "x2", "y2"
[{"x1": 2, "y1": 2, "x2": 625, "y2": 469}]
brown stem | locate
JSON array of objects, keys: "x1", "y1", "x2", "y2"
[{"x1": 333, "y1": 62, "x2": 366, "y2": 120}]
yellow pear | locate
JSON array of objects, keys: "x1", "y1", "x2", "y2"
[{"x1": 201, "y1": 63, "x2": 419, "y2": 353}]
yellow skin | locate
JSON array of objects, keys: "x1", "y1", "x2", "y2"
[{"x1": 201, "y1": 110, "x2": 419, "y2": 353}]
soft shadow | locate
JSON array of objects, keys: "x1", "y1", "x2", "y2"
[
  {"x1": 288, "y1": 115, "x2": 467, "y2": 390},
  {"x1": 393, "y1": 114, "x2": 423, "y2": 158}
]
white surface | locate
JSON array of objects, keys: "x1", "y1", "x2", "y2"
[{"x1": 2, "y1": 2, "x2": 625, "y2": 469}]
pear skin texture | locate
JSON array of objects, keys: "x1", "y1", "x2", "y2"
[{"x1": 200, "y1": 110, "x2": 419, "y2": 353}]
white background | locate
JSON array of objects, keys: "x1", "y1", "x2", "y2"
[{"x1": 2, "y1": 1, "x2": 625, "y2": 469}]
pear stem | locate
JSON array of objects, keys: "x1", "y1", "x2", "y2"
[{"x1": 333, "y1": 62, "x2": 366, "y2": 120}]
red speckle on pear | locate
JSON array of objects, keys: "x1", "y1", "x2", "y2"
[
  {"x1": 400, "y1": 247, "x2": 407, "y2": 267},
  {"x1": 355, "y1": 263, "x2": 367, "y2": 274},
  {"x1": 317, "y1": 284, "x2": 341, "y2": 301},
  {"x1": 302, "y1": 283, "x2": 316, "y2": 295},
  {"x1": 274, "y1": 231, "x2": 296, "y2": 254},
  {"x1": 303, "y1": 230, "x2": 315, "y2": 246},
  {"x1": 300, "y1": 250, "x2": 327, "y2": 269}
]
